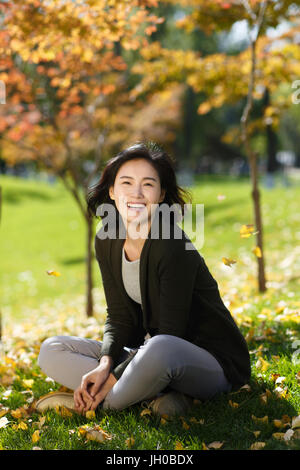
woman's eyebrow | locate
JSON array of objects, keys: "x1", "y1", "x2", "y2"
[{"x1": 119, "y1": 176, "x2": 157, "y2": 182}]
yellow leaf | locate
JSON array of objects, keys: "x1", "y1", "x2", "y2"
[
  {"x1": 85, "y1": 410, "x2": 96, "y2": 420},
  {"x1": 125, "y1": 437, "x2": 135, "y2": 448},
  {"x1": 11, "y1": 409, "x2": 22, "y2": 419},
  {"x1": 0, "y1": 409, "x2": 8, "y2": 418},
  {"x1": 207, "y1": 441, "x2": 224, "y2": 449},
  {"x1": 253, "y1": 431, "x2": 261, "y2": 438},
  {"x1": 86, "y1": 427, "x2": 112, "y2": 443},
  {"x1": 228, "y1": 400, "x2": 239, "y2": 408},
  {"x1": 55, "y1": 405, "x2": 73, "y2": 418},
  {"x1": 272, "y1": 432, "x2": 285, "y2": 440},
  {"x1": 174, "y1": 441, "x2": 184, "y2": 450},
  {"x1": 202, "y1": 442, "x2": 209, "y2": 450},
  {"x1": 17, "y1": 421, "x2": 28, "y2": 430},
  {"x1": 32, "y1": 430, "x2": 40, "y2": 443},
  {"x1": 140, "y1": 408, "x2": 152, "y2": 417},
  {"x1": 251, "y1": 415, "x2": 269, "y2": 425},
  {"x1": 182, "y1": 420, "x2": 190, "y2": 430},
  {"x1": 222, "y1": 257, "x2": 237, "y2": 267},
  {"x1": 46, "y1": 270, "x2": 61, "y2": 277},
  {"x1": 252, "y1": 246, "x2": 262, "y2": 258},
  {"x1": 240, "y1": 224, "x2": 255, "y2": 238},
  {"x1": 255, "y1": 357, "x2": 270, "y2": 372},
  {"x1": 273, "y1": 419, "x2": 284, "y2": 428},
  {"x1": 22, "y1": 379, "x2": 34, "y2": 389},
  {"x1": 250, "y1": 441, "x2": 266, "y2": 450}
]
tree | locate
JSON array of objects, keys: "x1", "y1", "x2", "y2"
[
  {"x1": 129, "y1": 0, "x2": 300, "y2": 292},
  {"x1": 0, "y1": 0, "x2": 181, "y2": 316}
]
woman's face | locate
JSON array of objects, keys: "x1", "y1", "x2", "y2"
[{"x1": 109, "y1": 158, "x2": 166, "y2": 228}]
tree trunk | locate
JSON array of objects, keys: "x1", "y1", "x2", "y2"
[
  {"x1": 248, "y1": 154, "x2": 267, "y2": 292},
  {"x1": 86, "y1": 212, "x2": 94, "y2": 317}
]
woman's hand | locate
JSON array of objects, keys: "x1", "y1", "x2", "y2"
[
  {"x1": 87, "y1": 373, "x2": 117, "y2": 411},
  {"x1": 73, "y1": 365, "x2": 115, "y2": 414}
]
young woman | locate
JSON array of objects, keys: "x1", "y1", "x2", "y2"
[{"x1": 37, "y1": 142, "x2": 251, "y2": 416}]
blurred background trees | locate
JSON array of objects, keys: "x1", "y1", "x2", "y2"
[{"x1": 1, "y1": 0, "x2": 300, "y2": 314}]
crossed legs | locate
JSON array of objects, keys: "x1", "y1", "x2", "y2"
[{"x1": 38, "y1": 334, "x2": 231, "y2": 411}]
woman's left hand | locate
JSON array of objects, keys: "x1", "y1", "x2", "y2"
[
  {"x1": 87, "y1": 373, "x2": 117, "y2": 411},
  {"x1": 74, "y1": 373, "x2": 117, "y2": 414}
]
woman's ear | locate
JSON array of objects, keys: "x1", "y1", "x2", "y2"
[{"x1": 109, "y1": 186, "x2": 114, "y2": 200}]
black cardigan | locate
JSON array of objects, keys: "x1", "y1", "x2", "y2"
[{"x1": 94, "y1": 211, "x2": 251, "y2": 389}]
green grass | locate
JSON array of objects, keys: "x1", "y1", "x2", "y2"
[{"x1": 0, "y1": 173, "x2": 299, "y2": 451}]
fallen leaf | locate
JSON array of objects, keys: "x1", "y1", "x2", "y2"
[
  {"x1": 272, "y1": 432, "x2": 285, "y2": 440},
  {"x1": 255, "y1": 357, "x2": 270, "y2": 372},
  {"x1": 0, "y1": 417, "x2": 9, "y2": 428},
  {"x1": 228, "y1": 400, "x2": 239, "y2": 408},
  {"x1": 140, "y1": 408, "x2": 152, "y2": 417},
  {"x1": 85, "y1": 410, "x2": 96, "y2": 420},
  {"x1": 125, "y1": 437, "x2": 135, "y2": 448},
  {"x1": 174, "y1": 441, "x2": 184, "y2": 450},
  {"x1": 55, "y1": 405, "x2": 73, "y2": 418},
  {"x1": 251, "y1": 415, "x2": 269, "y2": 425},
  {"x1": 207, "y1": 441, "x2": 224, "y2": 449},
  {"x1": 292, "y1": 415, "x2": 300, "y2": 429},
  {"x1": 22, "y1": 379, "x2": 34, "y2": 389},
  {"x1": 250, "y1": 442, "x2": 266, "y2": 450},
  {"x1": 32, "y1": 430, "x2": 40, "y2": 443},
  {"x1": 283, "y1": 429, "x2": 294, "y2": 441}
]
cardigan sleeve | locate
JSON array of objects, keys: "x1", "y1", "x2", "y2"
[
  {"x1": 94, "y1": 236, "x2": 135, "y2": 377},
  {"x1": 157, "y1": 237, "x2": 200, "y2": 338}
]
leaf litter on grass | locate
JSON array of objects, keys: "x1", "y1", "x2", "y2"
[{"x1": 1, "y1": 245, "x2": 299, "y2": 449}]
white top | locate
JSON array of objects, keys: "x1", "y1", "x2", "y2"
[{"x1": 121, "y1": 247, "x2": 142, "y2": 305}]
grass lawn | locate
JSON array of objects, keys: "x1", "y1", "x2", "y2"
[{"x1": 0, "y1": 173, "x2": 299, "y2": 451}]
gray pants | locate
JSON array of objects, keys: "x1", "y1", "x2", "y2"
[{"x1": 38, "y1": 334, "x2": 231, "y2": 410}]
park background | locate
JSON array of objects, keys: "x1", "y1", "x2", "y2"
[{"x1": 0, "y1": 0, "x2": 299, "y2": 450}]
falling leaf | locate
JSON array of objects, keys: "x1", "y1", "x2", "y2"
[
  {"x1": 222, "y1": 257, "x2": 237, "y2": 267},
  {"x1": 252, "y1": 246, "x2": 262, "y2": 258},
  {"x1": 46, "y1": 270, "x2": 61, "y2": 277},
  {"x1": 32, "y1": 430, "x2": 40, "y2": 443},
  {"x1": 250, "y1": 442, "x2": 266, "y2": 450},
  {"x1": 240, "y1": 224, "x2": 256, "y2": 238}
]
